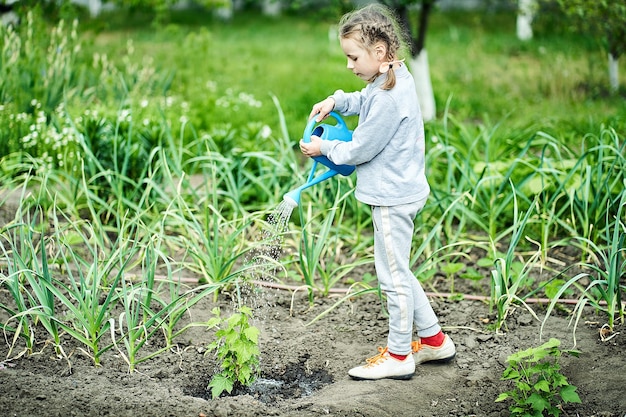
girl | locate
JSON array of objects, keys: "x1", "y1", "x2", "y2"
[{"x1": 300, "y1": 4, "x2": 456, "y2": 380}]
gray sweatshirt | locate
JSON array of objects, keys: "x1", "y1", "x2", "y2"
[{"x1": 320, "y1": 65, "x2": 430, "y2": 206}]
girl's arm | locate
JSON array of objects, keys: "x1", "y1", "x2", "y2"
[{"x1": 330, "y1": 89, "x2": 367, "y2": 116}]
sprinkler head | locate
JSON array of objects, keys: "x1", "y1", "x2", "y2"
[{"x1": 282, "y1": 192, "x2": 299, "y2": 207}]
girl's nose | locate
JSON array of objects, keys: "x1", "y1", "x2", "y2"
[{"x1": 346, "y1": 59, "x2": 354, "y2": 69}]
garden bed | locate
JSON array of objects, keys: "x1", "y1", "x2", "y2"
[{"x1": 1, "y1": 281, "x2": 624, "y2": 417}]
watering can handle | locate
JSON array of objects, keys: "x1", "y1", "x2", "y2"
[{"x1": 302, "y1": 112, "x2": 346, "y2": 143}]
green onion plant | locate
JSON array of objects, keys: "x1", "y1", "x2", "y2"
[
  {"x1": 542, "y1": 190, "x2": 626, "y2": 341},
  {"x1": 490, "y1": 195, "x2": 541, "y2": 331}
]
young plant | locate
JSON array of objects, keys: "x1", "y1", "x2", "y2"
[
  {"x1": 106, "y1": 227, "x2": 190, "y2": 372},
  {"x1": 566, "y1": 130, "x2": 626, "y2": 252},
  {"x1": 0, "y1": 194, "x2": 67, "y2": 358},
  {"x1": 23, "y1": 235, "x2": 63, "y2": 356},
  {"x1": 295, "y1": 191, "x2": 350, "y2": 302},
  {"x1": 490, "y1": 194, "x2": 541, "y2": 331},
  {"x1": 0, "y1": 224, "x2": 35, "y2": 357},
  {"x1": 0, "y1": 173, "x2": 81, "y2": 357},
  {"x1": 532, "y1": 129, "x2": 626, "y2": 262},
  {"x1": 110, "y1": 274, "x2": 168, "y2": 373},
  {"x1": 410, "y1": 192, "x2": 485, "y2": 293},
  {"x1": 426, "y1": 113, "x2": 537, "y2": 246},
  {"x1": 206, "y1": 305, "x2": 260, "y2": 399},
  {"x1": 42, "y1": 212, "x2": 144, "y2": 366},
  {"x1": 496, "y1": 338, "x2": 581, "y2": 417},
  {"x1": 135, "y1": 235, "x2": 224, "y2": 347},
  {"x1": 152, "y1": 148, "x2": 262, "y2": 288},
  {"x1": 541, "y1": 190, "x2": 626, "y2": 340},
  {"x1": 441, "y1": 261, "x2": 466, "y2": 295}
]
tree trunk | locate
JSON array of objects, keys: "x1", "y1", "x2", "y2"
[
  {"x1": 608, "y1": 52, "x2": 619, "y2": 93},
  {"x1": 394, "y1": 1, "x2": 437, "y2": 120},
  {"x1": 410, "y1": 50, "x2": 436, "y2": 122},
  {"x1": 516, "y1": 0, "x2": 535, "y2": 41},
  {"x1": 415, "y1": 0, "x2": 435, "y2": 54},
  {"x1": 215, "y1": 0, "x2": 234, "y2": 20},
  {"x1": 398, "y1": 1, "x2": 437, "y2": 121},
  {"x1": 262, "y1": 0, "x2": 281, "y2": 17},
  {"x1": 89, "y1": 0, "x2": 102, "y2": 17}
]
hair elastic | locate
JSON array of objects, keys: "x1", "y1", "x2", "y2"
[{"x1": 378, "y1": 59, "x2": 404, "y2": 74}]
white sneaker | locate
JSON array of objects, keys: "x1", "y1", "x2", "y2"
[
  {"x1": 348, "y1": 347, "x2": 415, "y2": 380},
  {"x1": 411, "y1": 334, "x2": 456, "y2": 364}
]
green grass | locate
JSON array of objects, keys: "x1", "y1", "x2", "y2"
[
  {"x1": 428, "y1": 11, "x2": 624, "y2": 136},
  {"x1": 81, "y1": 8, "x2": 625, "y2": 143}
]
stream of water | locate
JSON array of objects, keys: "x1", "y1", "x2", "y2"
[
  {"x1": 261, "y1": 199, "x2": 296, "y2": 261},
  {"x1": 235, "y1": 198, "x2": 297, "y2": 310}
]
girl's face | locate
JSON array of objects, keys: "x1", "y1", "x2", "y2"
[{"x1": 340, "y1": 36, "x2": 384, "y2": 83}]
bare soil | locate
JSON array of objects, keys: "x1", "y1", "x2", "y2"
[{"x1": 1, "y1": 280, "x2": 625, "y2": 417}]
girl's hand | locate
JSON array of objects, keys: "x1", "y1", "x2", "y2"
[
  {"x1": 308, "y1": 97, "x2": 335, "y2": 122},
  {"x1": 300, "y1": 135, "x2": 322, "y2": 157}
]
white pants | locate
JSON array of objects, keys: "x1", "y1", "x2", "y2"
[{"x1": 372, "y1": 201, "x2": 440, "y2": 355}]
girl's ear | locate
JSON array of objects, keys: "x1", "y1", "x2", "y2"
[{"x1": 374, "y1": 42, "x2": 387, "y2": 61}]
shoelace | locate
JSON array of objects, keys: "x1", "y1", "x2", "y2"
[
  {"x1": 411, "y1": 340, "x2": 422, "y2": 353},
  {"x1": 364, "y1": 346, "x2": 389, "y2": 367},
  {"x1": 365, "y1": 343, "x2": 436, "y2": 366}
]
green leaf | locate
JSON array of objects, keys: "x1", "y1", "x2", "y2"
[
  {"x1": 243, "y1": 326, "x2": 259, "y2": 343},
  {"x1": 206, "y1": 317, "x2": 221, "y2": 328},
  {"x1": 239, "y1": 305, "x2": 253, "y2": 317},
  {"x1": 534, "y1": 380, "x2": 550, "y2": 392},
  {"x1": 527, "y1": 393, "x2": 549, "y2": 412},
  {"x1": 502, "y1": 368, "x2": 520, "y2": 380},
  {"x1": 553, "y1": 373, "x2": 568, "y2": 387},
  {"x1": 238, "y1": 364, "x2": 254, "y2": 384},
  {"x1": 477, "y1": 257, "x2": 496, "y2": 268},
  {"x1": 208, "y1": 373, "x2": 234, "y2": 399},
  {"x1": 233, "y1": 340, "x2": 253, "y2": 362},
  {"x1": 544, "y1": 278, "x2": 567, "y2": 299},
  {"x1": 442, "y1": 262, "x2": 464, "y2": 275},
  {"x1": 495, "y1": 392, "x2": 510, "y2": 402},
  {"x1": 225, "y1": 331, "x2": 239, "y2": 345},
  {"x1": 560, "y1": 385, "x2": 582, "y2": 404},
  {"x1": 460, "y1": 267, "x2": 484, "y2": 281}
]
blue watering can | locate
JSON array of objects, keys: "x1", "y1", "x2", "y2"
[{"x1": 283, "y1": 112, "x2": 355, "y2": 207}]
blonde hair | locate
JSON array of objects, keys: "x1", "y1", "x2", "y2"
[{"x1": 338, "y1": 4, "x2": 408, "y2": 90}]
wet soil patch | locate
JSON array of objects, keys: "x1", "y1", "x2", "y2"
[
  {"x1": 184, "y1": 353, "x2": 334, "y2": 403},
  {"x1": 238, "y1": 359, "x2": 334, "y2": 403}
]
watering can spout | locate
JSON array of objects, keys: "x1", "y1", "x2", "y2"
[
  {"x1": 282, "y1": 164, "x2": 340, "y2": 207},
  {"x1": 283, "y1": 191, "x2": 300, "y2": 207}
]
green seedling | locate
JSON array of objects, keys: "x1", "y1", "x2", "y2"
[
  {"x1": 490, "y1": 195, "x2": 540, "y2": 331},
  {"x1": 206, "y1": 306, "x2": 260, "y2": 399},
  {"x1": 496, "y1": 338, "x2": 581, "y2": 417},
  {"x1": 441, "y1": 261, "x2": 465, "y2": 294}
]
